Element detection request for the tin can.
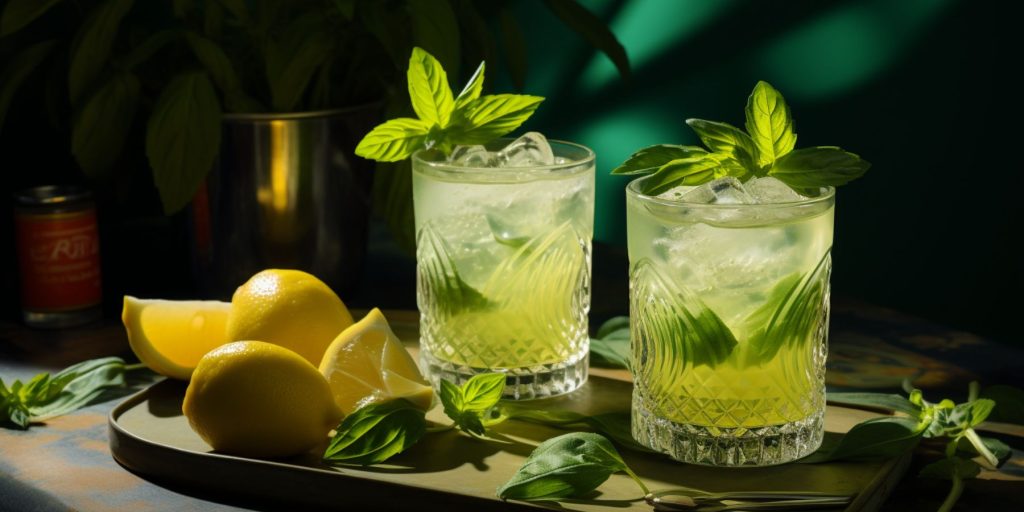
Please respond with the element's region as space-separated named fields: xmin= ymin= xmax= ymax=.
xmin=14 ymin=186 xmax=102 ymax=328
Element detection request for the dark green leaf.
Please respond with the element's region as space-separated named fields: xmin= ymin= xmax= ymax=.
xmin=186 ymin=33 xmax=240 ymax=95
xmin=172 ymin=0 xmax=193 ymax=18
xmin=28 ymin=357 xmax=128 ymax=420
xmin=499 ymin=8 xmax=527 ymax=90
xmin=768 ymin=146 xmax=870 ymax=188
xmin=640 ymin=155 xmax=720 ymax=195
xmin=980 ymin=385 xmax=1024 ymax=424
xmin=924 ymin=399 xmax=994 ymax=438
xmin=358 ymin=0 xmax=410 ymax=69
xmin=611 ymin=145 xmax=707 ymax=176
xmin=460 ymin=373 xmax=506 ymax=413
xmin=408 ymin=0 xmax=461 ymax=81
xmin=595 ymin=316 xmax=629 ymax=340
xmin=120 ymin=30 xmax=178 ymax=70
xmin=332 ymin=0 xmax=355 ymax=20
xmin=266 ymin=29 xmax=334 ymax=111
xmin=543 ymin=0 xmax=629 ymax=78
xmin=685 ymin=119 xmax=758 ymax=173
xmin=744 ymin=81 xmax=797 ymax=167
xmin=323 ymin=399 xmax=426 ymax=465
xmin=0 ymin=0 xmax=62 ymax=37
xmin=957 ymin=435 xmax=1011 ymax=464
xmin=454 ymin=61 xmax=485 ymax=111
xmin=0 ymin=40 xmax=58 ymax=135
xmin=407 ymin=47 xmax=455 ymax=127
xmin=497 ymin=432 xmax=627 ymax=500
xmin=827 ymin=392 xmax=922 ymax=417
xmin=416 ymin=221 xmax=493 ymax=313
xmin=919 ymin=457 xmax=981 ymax=480
xmin=449 ymin=94 xmax=544 ymax=145
xmin=217 ymin=0 xmax=248 ymax=22
xmin=821 ymin=417 xmax=922 ymax=462
xmin=502 ymin=404 xmax=650 ymax=453
xmin=146 ymin=72 xmax=222 ymax=214
xmin=355 ymin=117 xmax=431 ymax=162
xmin=72 ymin=72 xmax=140 ymax=178
xmin=68 ymin=0 xmax=134 ymax=104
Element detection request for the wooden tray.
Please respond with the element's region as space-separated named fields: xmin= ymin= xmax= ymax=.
xmin=107 ymin=312 xmax=909 ymax=511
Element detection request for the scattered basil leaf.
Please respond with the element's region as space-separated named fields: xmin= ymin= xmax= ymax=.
xmin=323 ymin=399 xmax=426 ymax=466
xmin=439 ymin=373 xmax=506 ymax=436
xmin=610 ymin=145 xmax=706 ymax=176
xmin=744 ymin=80 xmax=797 ymax=167
xmin=768 ymin=146 xmax=871 ymax=188
xmin=827 ymin=392 xmax=922 ymax=416
xmin=2 ymin=357 xmax=134 ymax=429
xmin=497 ymin=432 xmax=645 ymax=501
xmin=815 ymin=417 xmax=923 ymax=462
xmin=980 ymin=385 xmax=1024 ymax=424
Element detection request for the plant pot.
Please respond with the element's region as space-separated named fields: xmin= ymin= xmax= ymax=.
xmin=188 ymin=104 xmax=380 ymax=300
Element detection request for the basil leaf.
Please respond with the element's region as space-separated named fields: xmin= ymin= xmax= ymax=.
xmin=0 ymin=0 xmax=63 ymax=37
xmin=919 ymin=457 xmax=981 ymax=480
xmin=640 ymin=155 xmax=720 ymax=195
xmin=416 ymin=221 xmax=492 ymax=314
xmin=768 ymin=146 xmax=871 ymax=188
xmin=924 ymin=399 xmax=994 ymax=438
xmin=449 ymin=94 xmax=544 ymax=145
xmin=407 ymin=46 xmax=455 ymax=128
xmin=497 ymin=432 xmax=627 ymax=501
xmin=820 ymin=416 xmax=923 ymax=462
xmin=685 ymin=119 xmax=759 ymax=173
xmin=827 ymin=392 xmax=923 ymax=417
xmin=355 ymin=117 xmax=431 ymax=162
xmin=980 ymin=385 xmax=1024 ymax=424
xmin=589 ymin=332 xmax=629 ymax=369
xmin=184 ymin=32 xmax=253 ymax=109
xmin=323 ymin=399 xmax=426 ymax=466
xmin=68 ymin=0 xmax=134 ymax=104
xmin=542 ymin=0 xmax=630 ymax=78
xmin=72 ymin=72 xmax=140 ymax=178
xmin=454 ymin=61 xmax=485 ymax=111
xmin=2 ymin=357 xmax=131 ymax=429
xmin=266 ymin=28 xmax=334 ymax=112
xmin=744 ymin=81 xmax=797 ymax=167
xmin=460 ymin=373 xmax=506 ymax=413
xmin=611 ymin=145 xmax=706 ymax=176
xmin=146 ymin=71 xmax=222 ymax=214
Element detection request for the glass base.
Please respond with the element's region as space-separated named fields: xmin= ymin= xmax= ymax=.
xmin=632 ymin=393 xmax=824 ymax=467
xmin=420 ymin=345 xmax=589 ymax=400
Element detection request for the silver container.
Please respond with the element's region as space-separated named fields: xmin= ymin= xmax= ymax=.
xmin=189 ymin=104 xmax=380 ymax=299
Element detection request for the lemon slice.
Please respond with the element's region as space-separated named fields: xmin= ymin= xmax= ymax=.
xmin=122 ymin=296 xmax=231 ymax=380
xmin=319 ymin=308 xmax=434 ymax=415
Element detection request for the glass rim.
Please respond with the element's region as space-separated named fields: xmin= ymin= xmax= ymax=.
xmin=626 ymin=174 xmax=836 ymax=210
xmin=411 ymin=138 xmax=595 ymax=177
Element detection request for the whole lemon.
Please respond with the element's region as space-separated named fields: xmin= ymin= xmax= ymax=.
xmin=182 ymin=341 xmax=342 ymax=458
xmin=226 ymin=269 xmax=354 ymax=366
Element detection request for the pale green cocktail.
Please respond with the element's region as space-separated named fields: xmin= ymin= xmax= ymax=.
xmin=412 ymin=138 xmax=595 ymax=399
xmin=627 ymin=176 xmax=834 ymax=466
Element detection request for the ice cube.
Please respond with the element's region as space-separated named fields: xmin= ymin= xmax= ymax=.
xmin=679 ymin=177 xmax=754 ymax=204
xmin=655 ymin=185 xmax=697 ymax=200
xmin=449 ymin=145 xmax=498 ymax=167
xmin=496 ymin=132 xmax=555 ymax=167
xmin=745 ymin=177 xmax=807 ymax=203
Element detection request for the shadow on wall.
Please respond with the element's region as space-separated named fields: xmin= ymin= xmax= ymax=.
xmin=505 ymin=0 xmax=1020 ymax=345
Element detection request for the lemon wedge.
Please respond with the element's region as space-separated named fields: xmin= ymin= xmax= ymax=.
xmin=122 ymin=296 xmax=231 ymax=380
xmin=319 ymin=308 xmax=434 ymax=415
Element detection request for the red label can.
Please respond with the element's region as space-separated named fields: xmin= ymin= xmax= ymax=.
xmin=14 ymin=186 xmax=102 ymax=327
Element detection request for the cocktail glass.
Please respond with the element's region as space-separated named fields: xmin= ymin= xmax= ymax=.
xmin=412 ymin=139 xmax=595 ymax=399
xmin=627 ymin=176 xmax=834 ymax=466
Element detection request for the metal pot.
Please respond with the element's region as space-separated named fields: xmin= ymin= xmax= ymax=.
xmin=188 ymin=104 xmax=380 ymax=299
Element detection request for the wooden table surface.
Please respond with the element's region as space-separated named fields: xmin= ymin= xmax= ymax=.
xmin=2 ymin=301 xmax=1024 ymax=511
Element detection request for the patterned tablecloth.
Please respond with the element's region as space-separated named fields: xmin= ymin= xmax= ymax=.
xmin=1 ymin=300 xmax=1023 ymax=511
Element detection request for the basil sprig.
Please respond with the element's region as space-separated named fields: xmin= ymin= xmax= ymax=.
xmin=355 ymin=47 xmax=543 ymax=161
xmin=1 ymin=357 xmax=141 ymax=429
xmin=612 ymin=80 xmax=870 ymax=193
xmin=438 ymin=373 xmax=506 ymax=436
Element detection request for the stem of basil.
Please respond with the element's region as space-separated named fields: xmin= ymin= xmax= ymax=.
xmin=124 ymin=363 xmax=148 ymax=372
xmin=622 ymin=465 xmax=650 ymax=495
xmin=937 ymin=474 xmax=964 ymax=512
xmin=963 ymin=428 xmax=998 ymax=466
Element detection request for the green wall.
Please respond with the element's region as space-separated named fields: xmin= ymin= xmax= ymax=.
xmin=505 ymin=0 xmax=1020 ymax=344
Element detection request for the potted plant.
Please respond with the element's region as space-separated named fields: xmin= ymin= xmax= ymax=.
xmin=0 ymin=0 xmax=628 ymax=297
